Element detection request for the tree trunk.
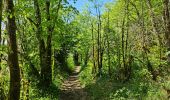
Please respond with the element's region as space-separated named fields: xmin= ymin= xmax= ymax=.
xmin=106 ymin=10 xmax=111 ymax=77
xmin=33 ymin=0 xmax=61 ymax=87
xmin=121 ymin=16 xmax=125 ymax=73
xmin=97 ymin=22 xmax=100 ymax=76
xmin=33 ymin=0 xmax=53 ymax=87
xmin=6 ymin=0 xmax=21 ymax=99
xmin=91 ymin=23 xmax=96 ymax=74
xmin=0 ymin=0 xmax=2 ymax=70
xmin=33 ymin=0 xmax=47 ymax=86
xmin=125 ymin=0 xmax=129 ymax=59
xmin=124 ymin=0 xmax=131 ymax=81
xmin=96 ymin=6 xmax=102 ymax=76
xmin=44 ymin=0 xmax=52 ymax=87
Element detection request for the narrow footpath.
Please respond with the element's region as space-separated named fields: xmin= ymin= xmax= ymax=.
xmin=59 ymin=66 xmax=87 ymax=100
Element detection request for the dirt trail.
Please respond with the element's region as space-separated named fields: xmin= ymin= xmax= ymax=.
xmin=59 ymin=66 xmax=87 ymax=100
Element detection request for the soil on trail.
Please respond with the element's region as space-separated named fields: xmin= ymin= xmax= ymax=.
xmin=59 ymin=66 xmax=87 ymax=100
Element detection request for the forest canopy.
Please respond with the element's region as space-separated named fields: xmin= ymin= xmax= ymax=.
xmin=0 ymin=0 xmax=170 ymax=100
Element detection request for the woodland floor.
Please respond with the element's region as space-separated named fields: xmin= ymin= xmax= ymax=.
xmin=59 ymin=66 xmax=87 ymax=100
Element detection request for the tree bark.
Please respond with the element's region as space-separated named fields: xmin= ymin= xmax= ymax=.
xmin=6 ymin=0 xmax=21 ymax=99
xmin=96 ymin=5 xmax=102 ymax=76
xmin=43 ymin=0 xmax=52 ymax=86
xmin=121 ymin=16 xmax=125 ymax=73
xmin=33 ymin=0 xmax=47 ymax=87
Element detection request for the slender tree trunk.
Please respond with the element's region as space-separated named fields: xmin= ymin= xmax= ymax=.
xmin=118 ymin=42 xmax=121 ymax=68
xmin=97 ymin=22 xmax=100 ymax=76
xmin=96 ymin=20 xmax=100 ymax=75
xmin=0 ymin=0 xmax=2 ymax=70
xmin=91 ymin=23 xmax=96 ymax=74
xmin=0 ymin=6 xmax=5 ymax=94
xmin=96 ymin=6 xmax=102 ymax=76
xmin=106 ymin=10 xmax=111 ymax=77
xmin=124 ymin=0 xmax=130 ymax=81
xmin=117 ymin=19 xmax=121 ymax=69
xmin=125 ymin=0 xmax=129 ymax=59
xmin=121 ymin=17 xmax=125 ymax=72
xmin=6 ymin=0 xmax=21 ymax=99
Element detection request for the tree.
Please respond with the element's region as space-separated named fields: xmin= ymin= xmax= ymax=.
xmin=0 ymin=0 xmax=2 ymax=70
xmin=93 ymin=0 xmax=103 ymax=77
xmin=32 ymin=0 xmax=62 ymax=87
xmin=33 ymin=0 xmax=46 ymax=86
xmin=6 ymin=0 xmax=21 ymax=99
xmin=91 ymin=23 xmax=96 ymax=74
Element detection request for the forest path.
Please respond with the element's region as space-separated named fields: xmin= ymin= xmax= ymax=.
xmin=59 ymin=66 xmax=87 ymax=100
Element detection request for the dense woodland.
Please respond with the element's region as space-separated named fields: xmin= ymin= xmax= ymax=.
xmin=0 ymin=0 xmax=170 ymax=100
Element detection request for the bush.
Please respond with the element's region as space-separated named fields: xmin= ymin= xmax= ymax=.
xmin=67 ymin=53 xmax=75 ymax=72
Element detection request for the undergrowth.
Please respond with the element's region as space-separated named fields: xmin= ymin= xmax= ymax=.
xmin=79 ymin=62 xmax=170 ymax=100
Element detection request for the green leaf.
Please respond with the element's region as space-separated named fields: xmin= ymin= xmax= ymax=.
xmin=166 ymin=51 xmax=170 ymax=56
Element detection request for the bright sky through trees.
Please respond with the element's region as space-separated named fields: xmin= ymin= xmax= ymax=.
xmin=69 ymin=0 xmax=114 ymax=13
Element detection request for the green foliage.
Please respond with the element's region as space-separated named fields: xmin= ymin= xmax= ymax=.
xmin=0 ymin=73 xmax=9 ymax=99
xmin=67 ymin=53 xmax=75 ymax=72
xmin=83 ymin=73 xmax=167 ymax=100
xmin=1 ymin=0 xmax=170 ymax=99
xmin=79 ymin=62 xmax=94 ymax=86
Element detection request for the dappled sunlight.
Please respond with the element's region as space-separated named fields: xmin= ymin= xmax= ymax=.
xmin=1 ymin=0 xmax=170 ymax=99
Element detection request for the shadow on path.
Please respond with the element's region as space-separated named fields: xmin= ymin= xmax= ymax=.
xmin=59 ymin=66 xmax=87 ymax=100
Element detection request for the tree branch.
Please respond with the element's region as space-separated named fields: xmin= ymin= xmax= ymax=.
xmin=27 ymin=17 xmax=37 ymax=27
